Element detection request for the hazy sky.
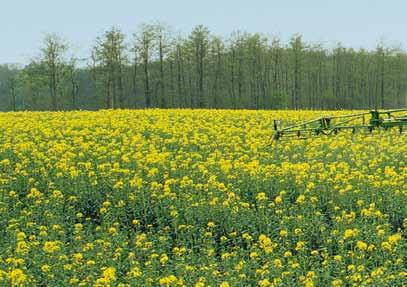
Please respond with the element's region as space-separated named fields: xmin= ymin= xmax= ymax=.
xmin=1 ymin=0 xmax=406 ymax=64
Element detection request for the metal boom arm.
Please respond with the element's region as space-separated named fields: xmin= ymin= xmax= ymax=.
xmin=273 ymin=109 xmax=407 ymax=140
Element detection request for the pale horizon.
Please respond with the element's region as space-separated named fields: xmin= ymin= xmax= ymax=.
xmin=2 ymin=0 xmax=407 ymax=64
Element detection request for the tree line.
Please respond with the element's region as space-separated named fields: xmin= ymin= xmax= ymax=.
xmin=1 ymin=23 xmax=407 ymax=111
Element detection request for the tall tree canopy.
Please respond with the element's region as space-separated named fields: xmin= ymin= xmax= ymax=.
xmin=1 ymin=24 xmax=407 ymax=111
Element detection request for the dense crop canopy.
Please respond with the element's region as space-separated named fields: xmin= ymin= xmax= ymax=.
xmin=0 ymin=110 xmax=406 ymax=286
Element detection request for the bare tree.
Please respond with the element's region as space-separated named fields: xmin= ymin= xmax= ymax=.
xmin=41 ymin=34 xmax=67 ymax=110
xmin=289 ymin=34 xmax=305 ymax=109
xmin=154 ymin=23 xmax=172 ymax=108
xmin=67 ymin=58 xmax=79 ymax=109
xmin=93 ymin=27 xmax=127 ymax=109
xmin=8 ymin=76 xmax=17 ymax=111
xmin=134 ymin=24 xmax=156 ymax=108
xmin=189 ymin=25 xmax=210 ymax=108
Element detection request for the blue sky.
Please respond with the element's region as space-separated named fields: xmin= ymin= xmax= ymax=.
xmin=1 ymin=0 xmax=406 ymax=63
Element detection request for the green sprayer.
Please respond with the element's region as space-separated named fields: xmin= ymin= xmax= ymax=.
xmin=273 ymin=109 xmax=407 ymax=140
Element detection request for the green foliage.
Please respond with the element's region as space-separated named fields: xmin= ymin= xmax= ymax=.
xmin=1 ymin=25 xmax=407 ymax=111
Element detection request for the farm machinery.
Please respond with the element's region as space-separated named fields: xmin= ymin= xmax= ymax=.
xmin=273 ymin=109 xmax=407 ymax=140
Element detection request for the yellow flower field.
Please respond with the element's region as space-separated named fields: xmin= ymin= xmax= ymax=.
xmin=0 ymin=110 xmax=406 ymax=286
